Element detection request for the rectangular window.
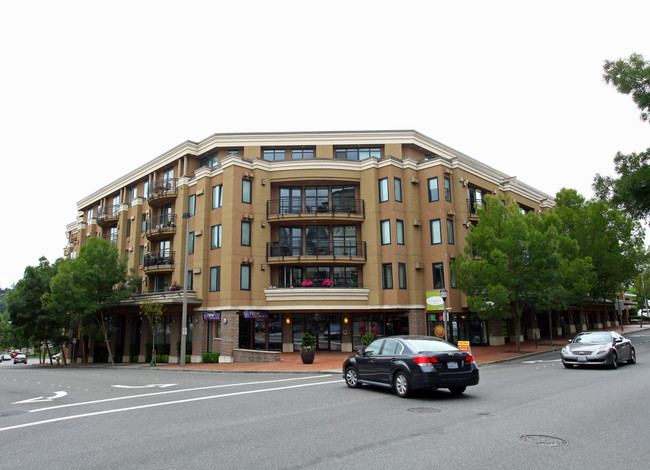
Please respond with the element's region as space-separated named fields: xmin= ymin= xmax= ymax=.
xmin=126 ymin=219 xmax=131 ymax=238
xmin=241 ymin=221 xmax=251 ymax=246
xmin=444 ymin=176 xmax=452 ymax=202
xmin=398 ymin=263 xmax=407 ymax=289
xmin=433 ymin=262 xmax=445 ymax=289
xmin=394 ymin=177 xmax=402 ymax=202
xmin=189 ymin=194 xmax=196 ymax=216
xmin=212 ymin=184 xmax=223 ymax=209
xmin=430 ymin=219 xmax=442 ymax=245
xmin=380 ymin=220 xmax=391 ymax=245
xmin=291 ymin=149 xmax=314 ymax=159
xmin=211 ymin=225 xmax=222 ymax=249
xmin=263 ymin=149 xmax=286 ymax=161
xmin=242 ymin=179 xmax=252 ymax=204
xmin=240 ymin=264 xmax=251 ymax=290
xmin=139 ymin=246 xmax=144 ymax=265
xmin=210 ymin=266 xmax=221 ymax=292
xmin=396 ymin=219 xmax=405 ymax=245
xmin=379 ymin=178 xmax=389 ymax=203
xmin=428 ymin=177 xmax=439 ymax=202
xmin=141 ymin=214 xmax=146 ymax=233
xmin=143 ymin=181 xmax=149 ymax=199
xmin=189 ymin=232 xmax=195 ymax=255
xmin=382 ymin=263 xmax=393 ymax=289
xmin=335 ymin=147 xmax=382 ymax=160
xmin=446 ymin=219 xmax=455 ymax=245
xmin=128 ymin=186 xmax=138 ymax=203
xmin=450 ymin=267 xmax=457 ymax=289
xmin=87 ymin=208 xmax=94 ymax=221
xmin=187 ymin=270 xmax=194 ymax=291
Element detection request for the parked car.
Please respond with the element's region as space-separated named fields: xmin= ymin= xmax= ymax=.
xmin=1 ymin=353 xmax=12 ymax=361
xmin=343 ymin=335 xmax=479 ymax=398
xmin=561 ymin=331 xmax=636 ymax=369
xmin=13 ymin=353 xmax=28 ymax=364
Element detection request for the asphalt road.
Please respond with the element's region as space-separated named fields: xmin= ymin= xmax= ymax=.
xmin=1 ymin=331 xmax=650 ymax=470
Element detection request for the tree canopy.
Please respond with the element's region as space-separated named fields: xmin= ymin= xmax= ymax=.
xmin=595 ymin=53 xmax=650 ymax=221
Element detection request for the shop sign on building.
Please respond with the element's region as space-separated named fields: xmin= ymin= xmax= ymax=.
xmin=242 ymin=310 xmax=268 ymax=319
xmin=426 ymin=291 xmax=445 ymax=311
xmin=203 ymin=312 xmax=221 ymax=321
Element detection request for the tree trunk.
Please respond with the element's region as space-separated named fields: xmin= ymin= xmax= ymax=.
xmin=98 ymin=316 xmax=115 ymax=366
xmin=514 ymin=310 xmax=522 ymax=353
xmin=548 ymin=310 xmax=554 ymax=344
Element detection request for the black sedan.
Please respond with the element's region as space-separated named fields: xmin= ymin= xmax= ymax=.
xmin=561 ymin=331 xmax=636 ymax=369
xmin=343 ymin=335 xmax=479 ymax=398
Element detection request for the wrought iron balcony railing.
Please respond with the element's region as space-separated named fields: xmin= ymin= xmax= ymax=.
xmin=267 ymin=197 xmax=364 ymax=218
xmin=267 ymin=241 xmax=366 ymax=260
xmin=143 ymin=251 xmax=175 ymax=268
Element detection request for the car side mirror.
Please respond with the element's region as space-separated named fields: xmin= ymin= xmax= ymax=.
xmin=568 ymin=339 xmax=573 ymax=343
xmin=358 ymin=349 xmax=365 ymax=356
xmin=615 ymin=338 xmax=623 ymax=343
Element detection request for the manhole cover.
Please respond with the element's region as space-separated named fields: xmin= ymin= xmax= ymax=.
xmin=520 ymin=435 xmax=568 ymax=447
xmin=407 ymin=407 xmax=441 ymax=414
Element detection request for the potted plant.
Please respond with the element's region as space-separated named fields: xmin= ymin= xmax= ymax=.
xmin=322 ymin=278 xmax=333 ymax=287
xmin=301 ymin=279 xmax=313 ymax=287
xmin=300 ymin=332 xmax=316 ymax=364
xmin=169 ymin=281 xmax=180 ymax=291
xmin=361 ymin=332 xmax=374 ymax=349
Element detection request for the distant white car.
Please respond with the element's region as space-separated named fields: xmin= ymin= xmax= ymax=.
xmin=13 ymin=353 xmax=27 ymax=364
xmin=1 ymin=353 xmax=12 ymax=361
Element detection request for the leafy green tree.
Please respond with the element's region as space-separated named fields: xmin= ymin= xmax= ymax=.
xmin=453 ymin=195 xmax=559 ymax=352
xmin=595 ymin=53 xmax=650 ymax=221
xmin=48 ymin=237 xmax=138 ymax=366
xmin=139 ymin=299 xmax=164 ymax=365
xmin=6 ymin=257 xmax=63 ymax=358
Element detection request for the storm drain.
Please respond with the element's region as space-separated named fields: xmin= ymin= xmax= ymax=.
xmin=520 ymin=435 xmax=568 ymax=447
xmin=407 ymin=407 xmax=441 ymax=414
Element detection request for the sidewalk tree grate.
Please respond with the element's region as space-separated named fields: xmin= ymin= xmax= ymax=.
xmin=407 ymin=407 xmax=441 ymax=414
xmin=520 ymin=435 xmax=568 ymax=447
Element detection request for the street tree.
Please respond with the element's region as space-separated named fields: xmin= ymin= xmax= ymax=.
xmin=6 ymin=257 xmax=64 ymax=358
xmin=48 ymin=237 xmax=138 ymax=366
xmin=594 ymin=53 xmax=650 ymax=221
xmin=453 ymin=195 xmax=556 ymax=352
xmin=139 ymin=299 xmax=164 ymax=365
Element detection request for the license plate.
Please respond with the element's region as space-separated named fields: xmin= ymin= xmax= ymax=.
xmin=578 ymin=356 xmax=587 ymax=362
xmin=447 ymin=362 xmax=459 ymax=369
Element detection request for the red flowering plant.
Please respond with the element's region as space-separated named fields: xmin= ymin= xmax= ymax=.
xmin=301 ymin=279 xmax=313 ymax=287
xmin=322 ymin=278 xmax=333 ymax=287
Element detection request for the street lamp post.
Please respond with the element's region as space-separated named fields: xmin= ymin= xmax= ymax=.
xmin=440 ymin=288 xmax=448 ymax=342
xmin=180 ymin=212 xmax=190 ymax=367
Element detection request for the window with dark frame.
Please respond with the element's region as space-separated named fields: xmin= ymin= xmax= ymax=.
xmin=212 ymin=184 xmax=223 ymax=209
xmin=444 ymin=176 xmax=452 ymax=202
xmin=189 ymin=232 xmax=195 ymax=255
xmin=189 ymin=194 xmax=196 ymax=216
xmin=428 ymin=177 xmax=440 ymax=202
xmin=394 ymin=177 xmax=402 ymax=202
xmin=241 ymin=220 xmax=251 ymax=246
xmin=432 ymin=262 xmax=445 ymax=290
xmin=396 ymin=219 xmax=404 ymax=245
xmin=430 ymin=219 xmax=442 ymax=245
xmin=379 ymin=178 xmax=389 ymax=203
xmin=210 ymin=266 xmax=221 ymax=292
xmin=398 ymin=263 xmax=407 ymax=289
xmin=263 ymin=149 xmax=286 ymax=161
xmin=382 ymin=263 xmax=393 ymax=289
xmin=211 ymin=225 xmax=222 ymax=249
xmin=335 ymin=147 xmax=381 ymax=160
xmin=380 ymin=219 xmax=391 ymax=245
xmin=241 ymin=264 xmax=251 ymax=290
xmin=242 ymin=179 xmax=252 ymax=204
xmin=291 ymin=149 xmax=314 ymax=159
xmin=446 ymin=219 xmax=455 ymax=245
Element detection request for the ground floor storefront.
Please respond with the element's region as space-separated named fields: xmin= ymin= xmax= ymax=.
xmin=70 ymin=300 xmax=631 ymax=364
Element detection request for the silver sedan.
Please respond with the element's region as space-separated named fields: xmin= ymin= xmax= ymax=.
xmin=561 ymin=331 xmax=636 ymax=369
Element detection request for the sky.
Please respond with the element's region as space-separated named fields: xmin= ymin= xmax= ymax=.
xmin=1 ymin=0 xmax=649 ymax=289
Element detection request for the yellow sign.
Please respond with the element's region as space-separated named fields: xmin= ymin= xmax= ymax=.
xmin=457 ymin=341 xmax=470 ymax=352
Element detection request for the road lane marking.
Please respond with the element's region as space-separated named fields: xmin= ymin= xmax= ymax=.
xmin=0 ymin=379 xmax=341 ymax=432
xmin=112 ymin=384 xmax=177 ymax=389
xmin=12 ymin=391 xmax=68 ymax=404
xmin=28 ymin=375 xmax=334 ymax=413
xmin=522 ymin=359 xmax=562 ymax=364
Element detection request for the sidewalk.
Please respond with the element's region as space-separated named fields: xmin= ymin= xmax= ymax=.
xmin=155 ymin=324 xmax=650 ymax=374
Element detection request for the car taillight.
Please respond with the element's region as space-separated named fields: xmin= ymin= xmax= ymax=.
xmin=465 ymin=355 xmax=475 ymax=362
xmin=414 ymin=356 xmax=438 ymax=366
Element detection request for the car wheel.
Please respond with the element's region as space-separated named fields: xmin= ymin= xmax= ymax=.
xmin=627 ymin=348 xmax=636 ymax=365
xmin=562 ymin=361 xmax=574 ymax=369
xmin=344 ymin=367 xmax=361 ymax=388
xmin=394 ymin=371 xmax=410 ymax=398
xmin=448 ymin=386 xmax=466 ymax=396
xmin=610 ymin=352 xmax=618 ymax=369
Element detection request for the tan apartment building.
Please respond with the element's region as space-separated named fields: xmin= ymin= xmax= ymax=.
xmin=64 ymin=130 xmax=555 ymax=363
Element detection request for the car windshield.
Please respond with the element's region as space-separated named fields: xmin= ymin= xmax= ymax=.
xmin=404 ymin=339 xmax=459 ymax=352
xmin=574 ymin=333 xmax=612 ymax=343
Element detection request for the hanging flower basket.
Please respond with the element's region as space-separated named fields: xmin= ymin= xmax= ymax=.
xmin=301 ymin=279 xmax=313 ymax=287
xmin=322 ymin=278 xmax=333 ymax=287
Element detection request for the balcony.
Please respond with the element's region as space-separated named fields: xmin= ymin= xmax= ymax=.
xmin=145 ymin=214 xmax=177 ymax=241
xmin=143 ymin=251 xmax=175 ymax=274
xmin=97 ymin=205 xmax=119 ymax=228
xmin=266 ymin=197 xmax=365 ymax=222
xmin=266 ymin=241 xmax=366 ymax=263
xmin=148 ymin=178 xmax=178 ymax=206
